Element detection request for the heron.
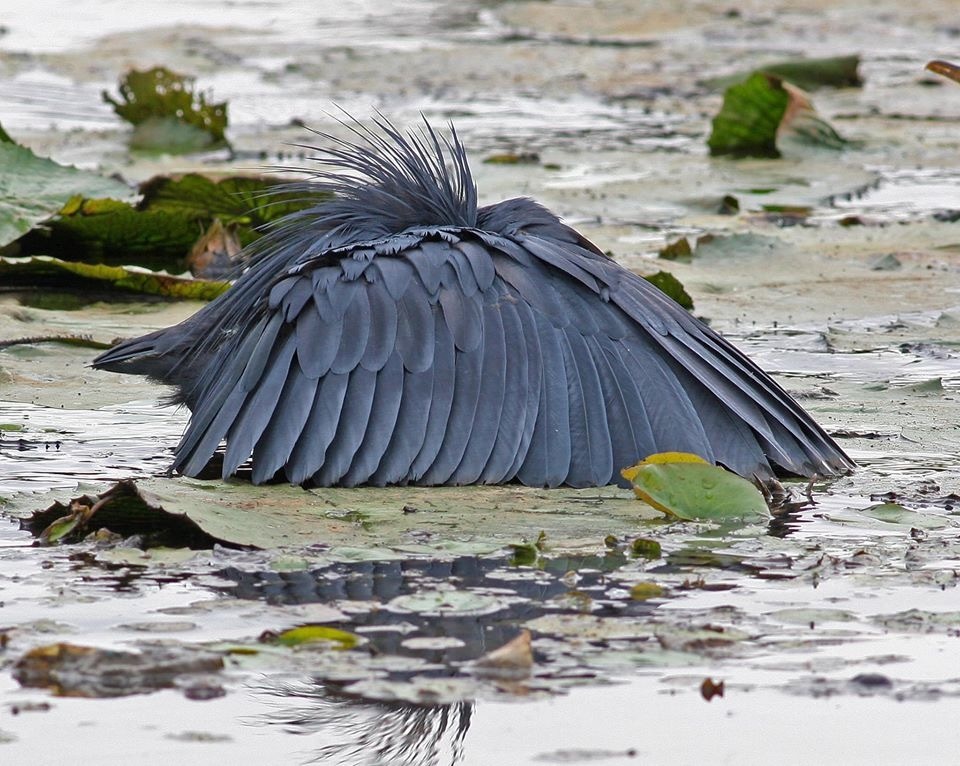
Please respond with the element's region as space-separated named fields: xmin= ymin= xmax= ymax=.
xmin=93 ymin=116 xmax=854 ymax=488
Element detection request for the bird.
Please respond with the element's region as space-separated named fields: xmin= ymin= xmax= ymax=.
xmin=93 ymin=115 xmax=854 ymax=488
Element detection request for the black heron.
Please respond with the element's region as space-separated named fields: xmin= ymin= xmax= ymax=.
xmin=93 ymin=117 xmax=854 ymax=488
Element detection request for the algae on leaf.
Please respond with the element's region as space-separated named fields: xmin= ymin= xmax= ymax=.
xmin=103 ymin=67 xmax=229 ymax=153
xmin=0 ymin=255 xmax=229 ymax=300
xmin=643 ymin=270 xmax=694 ymax=310
xmin=26 ymin=197 xmax=202 ymax=270
xmin=139 ymin=173 xmax=323 ymax=245
xmin=708 ymin=73 xmax=845 ymax=158
xmin=706 ymin=55 xmax=862 ymax=92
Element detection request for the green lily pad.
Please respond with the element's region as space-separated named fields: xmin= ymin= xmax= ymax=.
xmin=27 ymin=197 xmax=202 ymax=270
xmin=621 ymin=452 xmax=770 ymax=522
xmin=269 ymin=625 xmax=361 ymax=649
xmin=0 ymin=255 xmax=229 ymax=300
xmin=707 ymin=55 xmax=862 ymax=92
xmin=708 ymin=72 xmax=845 ymax=158
xmin=103 ymin=67 xmax=229 ymax=153
xmin=0 ymin=142 xmax=132 ymax=248
xmin=139 ymin=173 xmax=323 ymax=245
xmin=643 ymin=270 xmax=693 ymax=310
xmin=861 ymin=502 xmax=948 ymax=530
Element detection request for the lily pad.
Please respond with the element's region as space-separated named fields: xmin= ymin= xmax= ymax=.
xmin=621 ymin=452 xmax=770 ymax=522
xmin=860 ymin=502 xmax=948 ymax=530
xmin=0 ymin=142 xmax=131 ymax=248
xmin=642 ymin=270 xmax=693 ymax=310
xmin=708 ymin=73 xmax=845 ymax=158
xmin=138 ymin=174 xmax=323 ymax=241
xmin=707 ymin=55 xmax=862 ymax=92
xmin=926 ymin=60 xmax=960 ymax=85
xmin=0 ymin=255 xmax=229 ymax=300
xmin=267 ymin=625 xmax=361 ymax=649
xmin=13 ymin=478 xmax=657 ymax=555
xmin=103 ymin=67 xmax=229 ymax=153
xmin=24 ymin=197 xmax=202 ymax=270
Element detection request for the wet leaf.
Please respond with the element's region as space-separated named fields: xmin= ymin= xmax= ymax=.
xmin=103 ymin=67 xmax=229 ymax=153
xmin=0 ymin=142 xmax=131 ymax=248
xmin=629 ymin=582 xmax=664 ymax=600
xmin=26 ymin=197 xmax=202 ymax=270
xmin=926 ymin=60 xmax=960 ymax=85
xmin=473 ymin=630 xmax=533 ymax=680
xmin=708 ymin=73 xmax=845 ymax=158
xmin=13 ymin=642 xmax=223 ymax=698
xmin=24 ymin=479 xmax=240 ymax=549
xmin=630 ymin=537 xmax=662 ymax=559
xmin=621 ymin=452 xmax=770 ymax=521
xmin=643 ymin=270 xmax=693 ymax=310
xmin=138 ymin=173 xmax=322 ymax=238
xmin=267 ymin=625 xmax=361 ymax=649
xmin=0 ymin=255 xmax=229 ymax=299
xmin=11 ymin=479 xmax=653 ymax=556
xmin=707 ymin=55 xmax=862 ymax=91
xmin=861 ymin=503 xmax=948 ymax=530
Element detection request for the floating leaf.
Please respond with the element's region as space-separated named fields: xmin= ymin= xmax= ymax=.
xmin=103 ymin=67 xmax=229 ymax=153
xmin=707 ymin=55 xmax=862 ymax=92
xmin=473 ymin=630 xmax=533 ymax=680
xmin=621 ymin=452 xmax=770 ymax=521
xmin=861 ymin=502 xmax=948 ymax=530
xmin=139 ymin=174 xmax=320 ymax=237
xmin=25 ymin=197 xmax=202 ymax=270
xmin=708 ymin=73 xmax=844 ymax=158
xmin=268 ymin=625 xmax=360 ymax=650
xmin=0 ymin=255 xmax=229 ymax=300
xmin=926 ymin=60 xmax=960 ymax=85
xmin=630 ymin=538 xmax=662 ymax=559
xmin=643 ymin=270 xmax=693 ymax=310
xmin=629 ymin=582 xmax=665 ymax=600
xmin=13 ymin=642 xmax=223 ymax=698
xmin=24 ymin=479 xmax=240 ymax=549
xmin=0 ymin=142 xmax=131 ymax=248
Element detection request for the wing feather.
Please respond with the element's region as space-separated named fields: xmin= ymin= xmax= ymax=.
xmin=341 ymin=351 xmax=405 ymax=485
xmin=285 ymin=371 xmax=350 ymax=484
xmin=223 ymin=336 xmax=297 ymax=477
xmin=480 ymin=298 xmax=528 ymax=483
xmin=517 ymin=311 xmax=571 ymax=487
xmin=312 ymin=366 xmax=378 ymax=485
xmin=251 ymin=359 xmax=320 ymax=483
xmin=559 ymin=328 xmax=613 ymax=487
xmin=409 ymin=310 xmax=457 ymax=479
xmin=449 ymin=291 xmax=507 ymax=484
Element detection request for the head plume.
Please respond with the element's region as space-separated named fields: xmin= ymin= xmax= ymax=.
xmin=273 ymin=113 xmax=478 ymax=245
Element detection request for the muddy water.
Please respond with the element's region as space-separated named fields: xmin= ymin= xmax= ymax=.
xmin=2 ymin=1 xmax=960 ymax=764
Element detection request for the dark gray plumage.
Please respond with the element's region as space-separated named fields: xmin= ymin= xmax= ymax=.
xmin=93 ymin=116 xmax=854 ymax=487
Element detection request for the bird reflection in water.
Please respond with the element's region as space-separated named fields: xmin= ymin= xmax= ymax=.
xmin=250 ymin=677 xmax=472 ymax=766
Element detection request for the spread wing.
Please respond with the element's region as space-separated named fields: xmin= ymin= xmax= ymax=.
xmin=170 ymin=213 xmax=852 ymax=487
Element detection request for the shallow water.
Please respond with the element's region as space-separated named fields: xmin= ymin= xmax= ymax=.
xmin=2 ymin=0 xmax=960 ymax=764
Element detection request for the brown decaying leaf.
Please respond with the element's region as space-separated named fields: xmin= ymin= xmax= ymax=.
xmin=473 ymin=629 xmax=533 ymax=679
xmin=700 ymin=677 xmax=725 ymax=701
xmin=926 ymin=60 xmax=960 ymax=85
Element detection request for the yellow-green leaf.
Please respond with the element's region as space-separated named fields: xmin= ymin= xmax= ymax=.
xmin=273 ymin=625 xmax=360 ymax=649
xmin=621 ymin=453 xmax=769 ymax=521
